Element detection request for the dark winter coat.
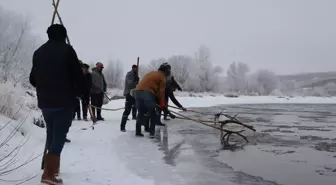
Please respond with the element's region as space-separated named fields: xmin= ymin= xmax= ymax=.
xmin=165 ymin=75 xmax=183 ymax=108
xmin=90 ymin=68 xmax=106 ymax=94
xmin=82 ymin=72 xmax=92 ymax=96
xmin=123 ymin=70 xmax=139 ymax=96
xmin=29 ymin=40 xmax=83 ymax=109
xmin=166 ymin=75 xmax=182 ymax=94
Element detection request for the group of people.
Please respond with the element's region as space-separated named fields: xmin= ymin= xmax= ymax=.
xmin=29 ymin=23 xmax=186 ymax=185
xmin=120 ymin=62 xmax=187 ymax=138
xmin=72 ymin=62 xmax=107 ymax=122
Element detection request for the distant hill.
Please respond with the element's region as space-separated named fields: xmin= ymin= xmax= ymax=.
xmin=278 ymin=71 xmax=336 ymax=88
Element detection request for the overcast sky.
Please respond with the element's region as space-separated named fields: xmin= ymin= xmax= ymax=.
xmin=1 ymin=0 xmax=335 ymax=75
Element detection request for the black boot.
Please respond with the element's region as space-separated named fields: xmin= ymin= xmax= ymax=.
xmin=120 ymin=116 xmax=127 ymax=132
xmin=149 ymin=132 xmax=155 ymax=139
xmin=135 ymin=133 xmax=144 ymax=137
xmin=97 ymin=109 xmax=104 ymax=121
xmin=135 ymin=116 xmax=143 ymax=137
xmin=144 ymin=115 xmax=150 ymax=132
xmin=156 ymin=122 xmax=166 ymax=126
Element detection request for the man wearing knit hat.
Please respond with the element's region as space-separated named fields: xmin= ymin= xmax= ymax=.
xmin=29 ymin=24 xmax=83 ymax=185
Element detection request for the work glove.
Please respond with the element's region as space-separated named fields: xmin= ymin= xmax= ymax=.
xmin=177 ymin=86 xmax=182 ymax=91
xmin=180 ymin=107 xmax=187 ymax=111
xmin=160 ymin=103 xmax=166 ymax=109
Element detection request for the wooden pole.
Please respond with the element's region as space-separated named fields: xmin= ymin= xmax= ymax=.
xmin=51 ymin=0 xmax=60 ymax=24
xmin=52 ymin=0 xmax=71 ymax=45
xmin=136 ymin=57 xmax=140 ymax=76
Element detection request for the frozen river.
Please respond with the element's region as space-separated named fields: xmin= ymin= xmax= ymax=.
xmin=148 ymin=104 xmax=336 ymax=185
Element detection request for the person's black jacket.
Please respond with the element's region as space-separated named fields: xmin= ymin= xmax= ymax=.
xmin=82 ymin=72 xmax=92 ymax=96
xmin=165 ymin=90 xmax=183 ymax=108
xmin=165 ymin=76 xmax=183 ymax=108
xmin=29 ymin=40 xmax=83 ymax=109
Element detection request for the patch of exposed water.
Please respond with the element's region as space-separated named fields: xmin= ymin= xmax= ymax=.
xmin=156 ymin=104 xmax=336 ymax=185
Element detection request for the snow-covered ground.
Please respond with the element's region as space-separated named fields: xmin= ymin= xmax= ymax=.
xmin=2 ymin=95 xmax=336 ymax=185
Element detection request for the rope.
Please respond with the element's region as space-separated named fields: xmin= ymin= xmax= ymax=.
xmin=89 ymin=104 xmax=124 ymax=111
xmin=168 ymin=105 xmax=255 ymax=131
xmin=164 ymin=104 xmax=256 ymax=146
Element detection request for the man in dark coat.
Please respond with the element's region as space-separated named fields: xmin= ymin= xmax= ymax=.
xmin=81 ymin=63 xmax=92 ymax=121
xmin=29 ymin=24 xmax=83 ymax=185
xmin=162 ymin=75 xmax=186 ymax=121
xmin=90 ymin=62 xmax=107 ymax=121
xmin=120 ymin=65 xmax=139 ymax=132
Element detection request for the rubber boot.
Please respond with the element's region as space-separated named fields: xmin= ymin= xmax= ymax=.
xmin=144 ymin=114 xmax=150 ymax=132
xmin=55 ymin=156 xmax=60 ymax=177
xmin=97 ymin=109 xmax=104 ymax=121
xmin=41 ymin=154 xmax=63 ymax=185
xmin=120 ymin=115 xmax=127 ymax=132
xmin=135 ymin=115 xmax=144 ymax=137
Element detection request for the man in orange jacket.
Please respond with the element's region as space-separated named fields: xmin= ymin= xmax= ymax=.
xmin=134 ymin=63 xmax=171 ymax=138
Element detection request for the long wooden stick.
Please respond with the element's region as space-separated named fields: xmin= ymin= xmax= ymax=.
xmin=52 ymin=0 xmax=71 ymax=45
xmin=51 ymin=0 xmax=60 ymax=24
xmin=136 ymin=57 xmax=140 ymax=76
xmin=169 ymin=105 xmax=255 ymax=131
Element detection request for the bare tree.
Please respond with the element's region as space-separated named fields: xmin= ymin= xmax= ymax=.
xmin=138 ymin=64 xmax=151 ymax=79
xmin=0 ymin=6 xmax=44 ymax=184
xmin=167 ymin=55 xmax=191 ymax=88
xmin=194 ymin=45 xmax=221 ymax=92
xmin=138 ymin=58 xmax=166 ymax=79
xmin=227 ymin=62 xmax=249 ymax=93
xmin=0 ymin=8 xmax=36 ymax=87
xmin=248 ymin=69 xmax=279 ymax=95
xmin=147 ymin=58 xmax=166 ymax=71
xmin=104 ymin=60 xmax=124 ymax=88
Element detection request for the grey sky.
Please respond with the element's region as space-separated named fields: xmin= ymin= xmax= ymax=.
xmin=1 ymin=0 xmax=336 ymax=75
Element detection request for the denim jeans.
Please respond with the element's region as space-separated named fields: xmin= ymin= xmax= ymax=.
xmin=134 ymin=90 xmax=160 ymax=134
xmin=42 ymin=108 xmax=73 ymax=156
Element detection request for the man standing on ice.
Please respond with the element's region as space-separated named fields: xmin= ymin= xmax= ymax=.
xmin=134 ymin=63 xmax=170 ymax=138
xmin=81 ymin=63 xmax=92 ymax=121
xmin=29 ymin=24 xmax=83 ymax=185
xmin=90 ymin=62 xmax=107 ymax=121
xmin=120 ymin=65 xmax=139 ymax=132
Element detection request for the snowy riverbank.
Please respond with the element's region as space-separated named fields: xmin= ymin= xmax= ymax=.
xmin=2 ymin=95 xmax=336 ymax=184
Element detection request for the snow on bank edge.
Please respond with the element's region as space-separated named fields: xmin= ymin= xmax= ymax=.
xmin=104 ymin=95 xmax=336 ymax=110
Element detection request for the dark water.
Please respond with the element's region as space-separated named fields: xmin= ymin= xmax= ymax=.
xmin=153 ymin=104 xmax=336 ymax=185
